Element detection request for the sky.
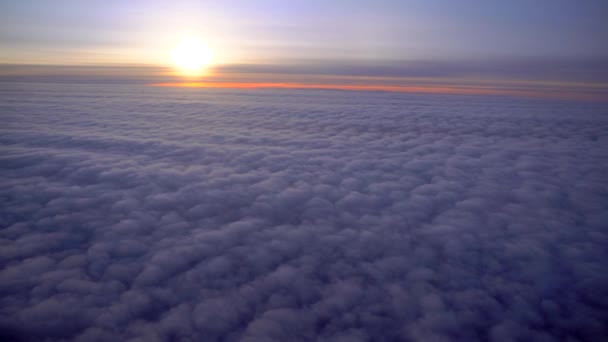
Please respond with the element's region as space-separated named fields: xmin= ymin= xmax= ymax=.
xmin=2 ymin=2 xmax=608 ymax=340
xmin=1 ymin=0 xmax=607 ymax=99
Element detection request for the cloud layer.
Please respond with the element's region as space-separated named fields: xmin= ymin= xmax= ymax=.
xmin=1 ymin=83 xmax=607 ymax=341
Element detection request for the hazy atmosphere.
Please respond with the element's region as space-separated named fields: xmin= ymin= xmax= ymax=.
xmin=1 ymin=1 xmax=607 ymax=341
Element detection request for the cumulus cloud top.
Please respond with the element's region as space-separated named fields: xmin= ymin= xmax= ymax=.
xmin=1 ymin=83 xmax=607 ymax=341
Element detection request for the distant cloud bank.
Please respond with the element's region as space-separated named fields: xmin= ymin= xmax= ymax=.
xmin=2 ymin=58 xmax=608 ymax=102
xmin=1 ymin=84 xmax=607 ymax=341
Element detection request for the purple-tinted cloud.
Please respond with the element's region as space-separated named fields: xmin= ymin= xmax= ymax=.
xmin=1 ymin=83 xmax=607 ymax=341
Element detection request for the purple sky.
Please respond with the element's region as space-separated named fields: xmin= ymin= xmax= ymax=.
xmin=1 ymin=0 xmax=607 ymax=97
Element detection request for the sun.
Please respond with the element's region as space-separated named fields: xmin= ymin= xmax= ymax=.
xmin=169 ymin=38 xmax=213 ymax=77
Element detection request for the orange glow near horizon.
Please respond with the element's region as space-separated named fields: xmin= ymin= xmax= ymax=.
xmin=149 ymin=81 xmax=606 ymax=101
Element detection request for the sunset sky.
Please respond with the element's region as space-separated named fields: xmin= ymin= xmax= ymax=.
xmin=2 ymin=2 xmax=608 ymax=341
xmin=1 ymin=0 xmax=607 ymax=99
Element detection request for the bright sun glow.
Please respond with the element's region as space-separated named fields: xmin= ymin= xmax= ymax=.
xmin=169 ymin=38 xmax=213 ymax=77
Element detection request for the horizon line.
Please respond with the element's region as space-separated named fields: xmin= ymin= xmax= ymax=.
xmin=149 ymin=82 xmax=608 ymax=102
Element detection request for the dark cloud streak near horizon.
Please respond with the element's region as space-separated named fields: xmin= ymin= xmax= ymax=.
xmin=1 ymin=84 xmax=607 ymax=341
xmin=2 ymin=57 xmax=608 ymax=83
xmin=1 ymin=59 xmax=607 ymax=102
